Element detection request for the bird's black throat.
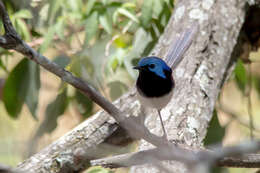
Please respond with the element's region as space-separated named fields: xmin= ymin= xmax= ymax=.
xmin=136 ymin=69 xmax=174 ymax=98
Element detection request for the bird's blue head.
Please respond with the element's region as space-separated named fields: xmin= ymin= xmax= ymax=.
xmin=133 ymin=56 xmax=172 ymax=79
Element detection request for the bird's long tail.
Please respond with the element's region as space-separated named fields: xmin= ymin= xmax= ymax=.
xmin=165 ymin=23 xmax=199 ymax=69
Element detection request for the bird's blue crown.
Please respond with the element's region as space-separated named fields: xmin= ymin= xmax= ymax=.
xmin=137 ymin=56 xmax=172 ymax=79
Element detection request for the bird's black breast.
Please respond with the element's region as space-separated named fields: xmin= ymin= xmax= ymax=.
xmin=136 ymin=70 xmax=174 ymax=98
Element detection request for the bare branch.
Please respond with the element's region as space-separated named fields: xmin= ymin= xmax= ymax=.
xmin=91 ymin=140 xmax=260 ymax=168
xmin=217 ymin=154 xmax=260 ymax=168
xmin=206 ymin=141 xmax=260 ymax=165
xmin=91 ymin=146 xmax=198 ymax=168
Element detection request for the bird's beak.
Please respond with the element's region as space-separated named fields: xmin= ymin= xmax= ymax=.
xmin=133 ymin=66 xmax=141 ymax=70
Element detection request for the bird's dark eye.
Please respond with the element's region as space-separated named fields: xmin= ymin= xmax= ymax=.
xmin=149 ymin=64 xmax=155 ymax=69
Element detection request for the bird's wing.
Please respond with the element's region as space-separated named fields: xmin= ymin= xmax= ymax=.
xmin=165 ymin=23 xmax=199 ymax=69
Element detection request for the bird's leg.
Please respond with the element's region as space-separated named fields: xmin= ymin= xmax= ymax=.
xmin=157 ymin=109 xmax=168 ymax=141
xmin=139 ymin=105 xmax=146 ymax=126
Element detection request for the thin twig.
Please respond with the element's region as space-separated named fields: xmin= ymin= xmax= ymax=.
xmin=91 ymin=146 xmax=198 ymax=168
xmin=91 ymin=140 xmax=260 ymax=168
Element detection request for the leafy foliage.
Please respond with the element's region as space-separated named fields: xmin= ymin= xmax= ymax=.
xmin=204 ymin=110 xmax=225 ymax=146
xmin=86 ymin=166 xmax=113 ymax=173
xmin=75 ymin=90 xmax=93 ymax=117
xmin=85 ymin=11 xmax=99 ymax=44
xmin=3 ymin=59 xmax=40 ymax=119
xmin=234 ymin=59 xmax=247 ymax=92
xmin=107 ymin=81 xmax=128 ymax=101
xmin=253 ymin=75 xmax=260 ymax=98
xmin=53 ymin=55 xmax=71 ymax=68
xmin=0 ymin=0 xmax=173 ymax=135
xmin=36 ymin=88 xmax=68 ymax=136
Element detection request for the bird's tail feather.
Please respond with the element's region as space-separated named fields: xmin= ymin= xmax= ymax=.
xmin=165 ymin=23 xmax=199 ymax=69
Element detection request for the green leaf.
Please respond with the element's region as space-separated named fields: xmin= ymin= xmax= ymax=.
xmin=75 ymin=90 xmax=93 ymax=118
xmin=108 ymin=1 xmax=122 ymax=8
xmin=86 ymin=0 xmax=97 ymax=15
xmin=122 ymin=2 xmax=136 ymax=9
xmin=113 ymin=34 xmax=129 ymax=48
xmin=70 ymin=53 xmax=95 ymax=78
xmin=102 ymin=0 xmax=108 ymax=5
xmin=86 ymin=167 xmax=113 ymax=173
xmin=253 ymin=76 xmax=260 ymax=99
xmin=153 ymin=0 xmax=164 ymax=19
xmin=47 ymin=0 xmax=63 ymax=24
xmin=99 ymin=13 xmax=112 ymax=34
xmin=39 ymin=26 xmax=56 ymax=53
xmin=110 ymin=58 xmax=118 ymax=71
xmin=53 ymin=55 xmax=71 ymax=68
xmin=0 ymin=58 xmax=8 ymax=72
xmin=15 ymin=19 xmax=31 ymax=41
xmin=210 ymin=167 xmax=228 ymax=173
xmin=85 ymin=11 xmax=99 ymax=44
xmin=164 ymin=0 xmax=174 ymax=8
xmin=3 ymin=59 xmax=29 ymax=118
xmin=107 ymin=48 xmax=127 ymax=72
xmin=124 ymin=28 xmax=152 ymax=78
xmin=140 ymin=0 xmax=154 ymax=27
xmin=31 ymin=28 xmax=43 ymax=38
xmin=159 ymin=4 xmax=172 ymax=27
xmin=36 ymin=88 xmax=68 ymax=136
xmin=107 ymin=81 xmax=128 ymax=101
xmin=55 ymin=18 xmax=65 ymax=39
xmin=234 ymin=59 xmax=247 ymax=92
xmin=132 ymin=28 xmax=152 ymax=54
xmin=117 ymin=8 xmax=139 ymax=23
xmin=112 ymin=10 xmax=119 ymax=24
xmin=204 ymin=110 xmax=225 ymax=146
xmin=3 ymin=58 xmax=40 ymax=119
xmin=13 ymin=9 xmax=33 ymax=19
xmin=25 ymin=60 xmax=40 ymax=119
xmin=67 ymin=0 xmax=81 ymax=12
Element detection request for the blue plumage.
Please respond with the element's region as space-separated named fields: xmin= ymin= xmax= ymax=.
xmin=134 ymin=56 xmax=174 ymax=98
xmin=137 ymin=56 xmax=172 ymax=79
xmin=133 ymin=24 xmax=198 ymax=140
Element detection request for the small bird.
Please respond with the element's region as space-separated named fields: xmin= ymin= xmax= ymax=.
xmin=133 ymin=25 xmax=198 ymax=140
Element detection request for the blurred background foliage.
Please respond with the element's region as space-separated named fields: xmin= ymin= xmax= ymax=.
xmin=0 ymin=0 xmax=260 ymax=173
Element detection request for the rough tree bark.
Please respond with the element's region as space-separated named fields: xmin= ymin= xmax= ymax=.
xmin=9 ymin=0 xmax=259 ymax=172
